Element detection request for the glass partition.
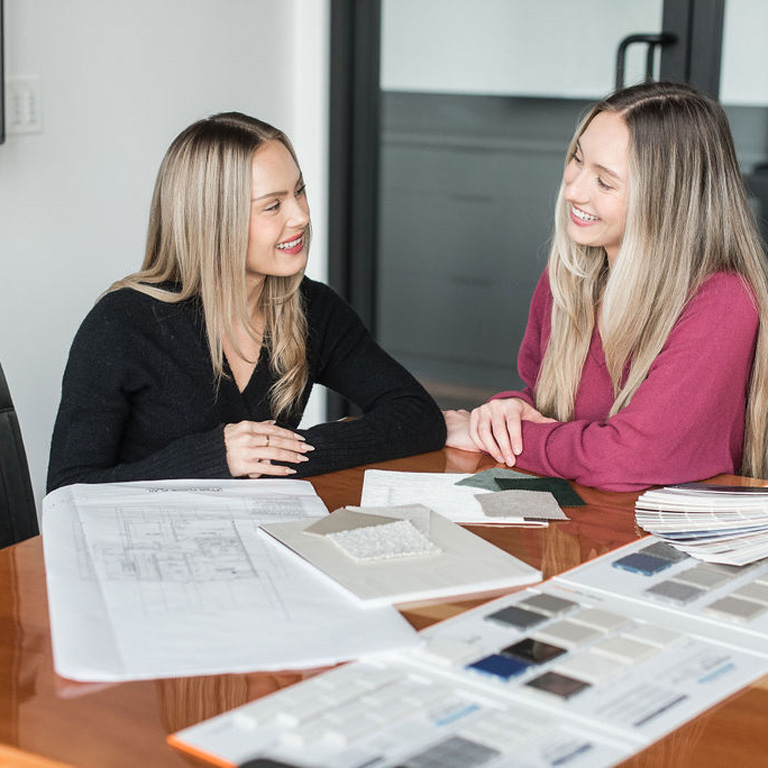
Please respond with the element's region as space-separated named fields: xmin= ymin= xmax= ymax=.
xmin=376 ymin=0 xmax=663 ymax=408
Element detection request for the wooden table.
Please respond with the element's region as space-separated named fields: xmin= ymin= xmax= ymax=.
xmin=1 ymin=448 xmax=767 ymax=767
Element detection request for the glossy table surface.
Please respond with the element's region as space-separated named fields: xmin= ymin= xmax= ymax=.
xmin=2 ymin=448 xmax=767 ymax=767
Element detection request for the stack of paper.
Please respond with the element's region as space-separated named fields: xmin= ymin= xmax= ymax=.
xmin=42 ymin=480 xmax=420 ymax=681
xmin=635 ymin=483 xmax=768 ymax=566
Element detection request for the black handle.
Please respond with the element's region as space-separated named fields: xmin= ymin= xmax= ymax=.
xmin=615 ymin=33 xmax=677 ymax=90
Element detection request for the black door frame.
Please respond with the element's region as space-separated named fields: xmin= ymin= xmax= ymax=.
xmin=660 ymin=0 xmax=725 ymax=95
xmin=326 ymin=0 xmax=725 ymax=418
xmin=327 ymin=0 xmax=381 ymax=418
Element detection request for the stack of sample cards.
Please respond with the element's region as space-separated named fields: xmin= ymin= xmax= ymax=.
xmin=458 ymin=468 xmax=585 ymax=508
xmin=170 ymin=536 xmax=768 ymax=768
xmin=635 ymin=483 xmax=768 ymax=565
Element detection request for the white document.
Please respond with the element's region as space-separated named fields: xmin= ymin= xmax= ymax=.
xmin=360 ymin=469 xmax=547 ymax=526
xmin=261 ymin=505 xmax=541 ymax=606
xmin=42 ymin=480 xmax=419 ymax=682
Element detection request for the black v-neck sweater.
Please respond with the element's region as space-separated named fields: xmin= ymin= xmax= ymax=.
xmin=47 ymin=278 xmax=445 ymax=492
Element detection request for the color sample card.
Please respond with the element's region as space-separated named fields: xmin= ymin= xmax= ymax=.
xmin=590 ymin=636 xmax=658 ymax=664
xmin=644 ymin=580 xmax=705 ymax=605
xmin=534 ymin=619 xmax=602 ymax=649
xmin=673 ymin=565 xmax=732 ymax=590
xmin=640 ymin=541 xmax=689 ymax=563
xmin=518 ymin=593 xmax=579 ymax=616
xmin=486 ymin=604 xmax=548 ymax=630
xmin=622 ymin=624 xmax=683 ymax=648
xmin=570 ymin=608 xmax=631 ymax=633
xmin=556 ymin=535 xmax=768 ymax=655
xmin=477 ymin=489 xmax=568 ymax=521
xmin=495 ymin=477 xmax=586 ymax=507
xmin=613 ymin=552 xmax=674 ymax=577
xmin=468 ymin=653 xmax=531 ymax=680
xmin=525 ymin=671 xmax=592 ymax=699
xmin=403 ymin=736 xmax=500 ymax=768
xmin=172 ymin=567 xmax=768 ymax=768
xmin=554 ymin=652 xmax=625 ymax=684
xmin=411 ymin=581 xmax=768 ymax=744
xmin=171 ymin=652 xmax=632 ymax=768
xmin=502 ymin=637 xmax=567 ymax=664
xmin=706 ymin=596 xmax=767 ymax=623
xmin=455 ymin=468 xmax=533 ymax=491
xmin=732 ymin=582 xmax=768 ymax=604
xmin=171 ymin=533 xmax=768 ymax=768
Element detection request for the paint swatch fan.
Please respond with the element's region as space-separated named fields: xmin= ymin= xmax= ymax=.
xmin=635 ymin=483 xmax=768 ymax=566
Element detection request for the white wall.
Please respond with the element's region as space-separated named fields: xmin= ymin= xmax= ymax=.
xmin=381 ymin=0 xmax=663 ymax=98
xmin=721 ymin=0 xmax=768 ymax=105
xmin=382 ymin=0 xmax=768 ymax=106
xmin=0 ymin=0 xmax=329 ymax=510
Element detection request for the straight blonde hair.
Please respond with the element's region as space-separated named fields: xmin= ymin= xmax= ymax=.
xmin=535 ymin=81 xmax=768 ymax=478
xmin=109 ymin=112 xmax=308 ymax=419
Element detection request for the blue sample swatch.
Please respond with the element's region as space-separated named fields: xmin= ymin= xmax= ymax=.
xmin=467 ymin=654 xmax=531 ymax=680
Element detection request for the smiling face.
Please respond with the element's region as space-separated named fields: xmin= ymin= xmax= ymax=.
xmin=246 ymin=140 xmax=310 ymax=290
xmin=563 ymin=111 xmax=630 ymax=265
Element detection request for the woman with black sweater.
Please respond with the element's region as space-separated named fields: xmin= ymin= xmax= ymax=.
xmin=47 ymin=113 xmax=445 ymax=491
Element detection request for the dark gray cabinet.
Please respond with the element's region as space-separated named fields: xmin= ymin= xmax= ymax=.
xmin=377 ymin=93 xmax=591 ymax=408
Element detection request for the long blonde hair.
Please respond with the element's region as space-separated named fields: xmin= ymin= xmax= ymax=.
xmin=535 ymin=81 xmax=768 ymax=478
xmin=109 ymin=112 xmax=308 ymax=419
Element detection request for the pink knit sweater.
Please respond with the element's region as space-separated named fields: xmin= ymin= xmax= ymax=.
xmin=492 ymin=271 xmax=759 ymax=491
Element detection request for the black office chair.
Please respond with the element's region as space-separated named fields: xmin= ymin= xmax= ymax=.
xmin=0 ymin=361 xmax=38 ymax=548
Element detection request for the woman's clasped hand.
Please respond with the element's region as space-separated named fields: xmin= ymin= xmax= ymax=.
xmin=444 ymin=400 xmax=555 ymax=467
xmin=223 ymin=420 xmax=314 ymax=478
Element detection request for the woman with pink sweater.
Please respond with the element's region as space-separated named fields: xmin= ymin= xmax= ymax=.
xmin=445 ymin=81 xmax=768 ymax=491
